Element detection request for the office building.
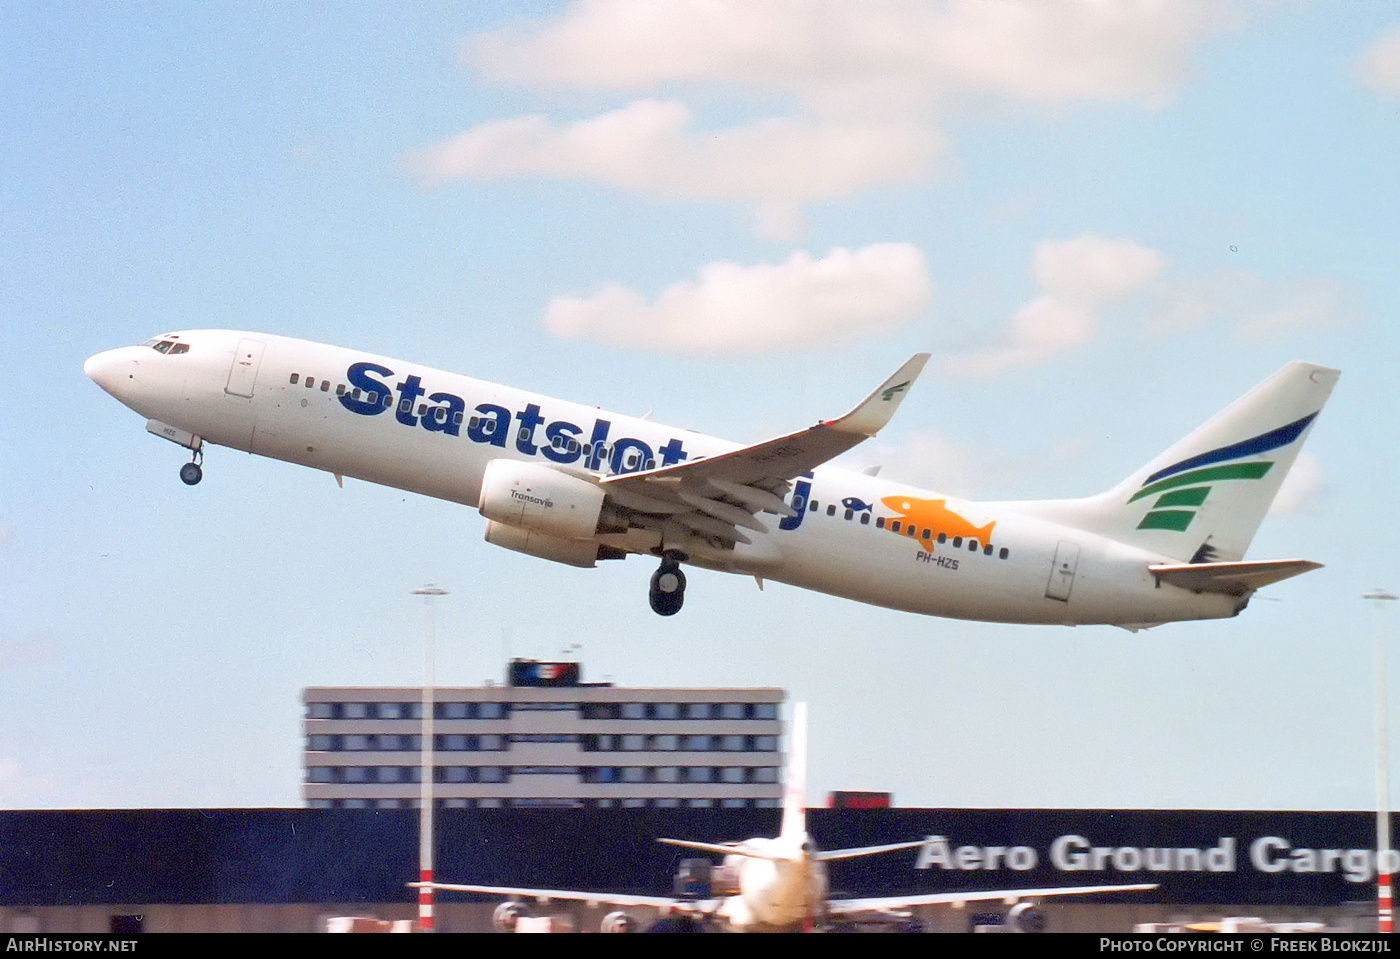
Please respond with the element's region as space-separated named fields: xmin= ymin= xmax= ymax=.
xmin=303 ymin=660 xmax=785 ymax=809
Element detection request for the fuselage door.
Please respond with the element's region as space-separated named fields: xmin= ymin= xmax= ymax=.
xmin=226 ymin=338 xmax=265 ymax=397
xmin=1046 ymin=540 xmax=1080 ymax=602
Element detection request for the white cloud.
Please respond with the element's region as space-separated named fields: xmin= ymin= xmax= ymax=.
xmin=1147 ymin=271 xmax=1355 ymax=341
xmin=1271 ymin=451 xmax=1325 ymax=515
xmin=543 ymin=243 xmax=931 ymax=355
xmin=949 ymin=236 xmax=1165 ymax=378
xmin=855 ymin=430 xmax=986 ymax=498
xmin=414 ymin=1 xmax=1242 ymax=235
xmin=404 ymin=100 xmax=940 ymax=239
xmin=1356 ymin=23 xmax=1400 ymax=97
xmin=466 ymin=0 xmax=1234 ymax=109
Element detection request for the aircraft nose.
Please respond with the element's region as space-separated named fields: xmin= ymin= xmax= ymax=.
xmin=84 ymin=347 xmax=139 ymax=397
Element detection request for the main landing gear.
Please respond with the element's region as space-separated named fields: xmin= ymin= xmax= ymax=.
xmin=649 ymin=551 xmax=687 ymax=617
xmin=179 ymin=450 xmax=204 ymax=486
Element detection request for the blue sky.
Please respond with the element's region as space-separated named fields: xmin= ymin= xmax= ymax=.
xmin=4 ymin=1 xmax=1400 ymax=811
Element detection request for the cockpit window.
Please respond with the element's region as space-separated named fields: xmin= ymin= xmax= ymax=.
xmin=145 ymin=338 xmax=188 ymax=355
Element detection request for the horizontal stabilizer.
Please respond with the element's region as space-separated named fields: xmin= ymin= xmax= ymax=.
xmin=659 ymin=838 xmax=782 ymax=861
xmin=1149 ymin=559 xmax=1322 ymax=596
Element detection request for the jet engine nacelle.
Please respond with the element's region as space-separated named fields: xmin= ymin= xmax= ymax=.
xmin=479 ymin=459 xmax=605 ymax=541
xmin=493 ymin=900 xmax=531 ymax=933
xmin=485 ymin=520 xmax=604 ymax=568
xmin=600 ymin=910 xmax=638 ymax=933
xmin=1007 ymin=901 xmax=1047 ymax=933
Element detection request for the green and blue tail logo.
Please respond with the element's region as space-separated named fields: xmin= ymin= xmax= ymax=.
xmin=1128 ymin=413 xmax=1317 ymax=532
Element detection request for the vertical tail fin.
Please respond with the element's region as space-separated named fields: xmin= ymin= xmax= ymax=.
xmin=780 ymin=702 xmax=807 ymax=843
xmin=1015 ymin=362 xmax=1339 ymax=562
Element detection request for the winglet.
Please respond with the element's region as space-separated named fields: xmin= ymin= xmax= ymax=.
xmin=827 ymin=354 xmax=930 ymax=437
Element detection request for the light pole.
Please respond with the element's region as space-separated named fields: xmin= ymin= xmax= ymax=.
xmin=1367 ymin=589 xmax=1397 ymax=934
xmin=414 ymin=585 xmax=448 ymax=932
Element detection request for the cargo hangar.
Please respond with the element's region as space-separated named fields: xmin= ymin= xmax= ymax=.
xmin=0 ymin=662 xmax=1385 ymax=933
xmin=0 ymin=806 xmax=1386 ymax=933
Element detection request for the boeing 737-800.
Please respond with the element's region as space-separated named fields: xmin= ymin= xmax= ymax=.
xmin=85 ymin=331 xmax=1337 ymax=627
xmin=409 ymin=704 xmax=1155 ymax=933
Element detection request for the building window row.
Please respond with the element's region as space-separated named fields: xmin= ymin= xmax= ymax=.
xmin=308 ymin=733 xmax=511 ymax=752
xmin=581 ymin=733 xmax=777 ymax=752
xmin=305 ymin=701 xmax=510 ymax=720
xmin=308 ymin=766 xmax=509 ymax=784
xmin=580 ymin=702 xmax=778 ymax=720
xmin=307 ymin=701 xmax=779 ymax=721
xmin=583 ymin=766 xmax=779 ymax=784
xmin=306 ymin=764 xmax=778 ymax=785
xmin=307 ymin=797 xmax=781 ymax=810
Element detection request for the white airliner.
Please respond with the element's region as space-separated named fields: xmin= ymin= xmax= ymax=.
xmin=85 ymin=331 xmax=1337 ymax=627
xmin=408 ymin=703 xmax=1156 ymax=933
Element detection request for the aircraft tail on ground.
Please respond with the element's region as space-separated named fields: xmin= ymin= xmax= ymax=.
xmin=1012 ymin=361 xmax=1339 ymax=563
xmin=780 ymin=701 xmax=808 ymax=843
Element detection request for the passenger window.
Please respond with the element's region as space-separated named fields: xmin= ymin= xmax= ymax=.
xmin=826 ymin=504 xmax=836 ymax=516
xmin=844 ymin=509 xmax=854 ymax=520
xmin=938 ymin=532 xmax=947 ymax=544
xmin=809 ymin=501 xmax=819 ymax=512
xmin=969 ymin=539 xmax=978 ymax=551
xmin=984 ymin=544 xmax=994 ymax=556
xmin=336 ymin=384 xmax=346 ymax=396
xmin=290 ymin=373 xmax=300 ymax=385
xmin=321 ymin=380 xmax=330 ymax=392
xmin=953 ymin=537 xmax=963 ymax=548
xmin=859 ymin=513 xmax=870 ymax=525
xmin=875 ymin=517 xmax=885 ymax=529
xmin=921 ymin=529 xmax=931 ymax=540
xmin=907 ymin=526 xmax=917 ymax=537
xmin=999 ymin=547 xmax=1009 ymax=560
xmin=890 ymin=521 xmax=901 ymax=533
xmin=306 ymin=378 xmax=315 ymax=389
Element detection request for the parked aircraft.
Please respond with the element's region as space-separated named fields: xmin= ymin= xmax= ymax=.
xmin=85 ymin=331 xmax=1337 ymax=627
xmin=408 ymin=703 xmax=1156 ymax=933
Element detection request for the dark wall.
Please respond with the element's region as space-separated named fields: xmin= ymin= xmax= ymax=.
xmin=0 ymin=808 xmax=1385 ymax=907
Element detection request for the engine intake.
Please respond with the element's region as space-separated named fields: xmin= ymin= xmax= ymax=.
xmin=479 ymin=459 xmax=605 ymax=541
xmin=600 ymin=910 xmax=638 ymax=933
xmin=492 ymin=900 xmax=530 ymax=933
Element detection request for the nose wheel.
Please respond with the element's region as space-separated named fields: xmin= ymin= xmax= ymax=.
xmin=649 ymin=552 xmax=687 ymax=616
xmin=179 ymin=451 xmax=204 ymax=486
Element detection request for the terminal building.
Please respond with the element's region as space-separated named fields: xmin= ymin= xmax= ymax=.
xmin=302 ymin=660 xmax=784 ymax=809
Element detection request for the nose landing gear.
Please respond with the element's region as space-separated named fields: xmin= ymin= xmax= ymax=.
xmin=649 ymin=551 xmax=687 ymax=616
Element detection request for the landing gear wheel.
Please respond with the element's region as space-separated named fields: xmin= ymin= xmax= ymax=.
xmin=179 ymin=462 xmax=203 ymax=486
xmin=648 ymin=553 xmax=687 ymax=616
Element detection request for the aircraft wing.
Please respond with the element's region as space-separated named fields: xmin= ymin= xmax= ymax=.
xmin=411 ymin=881 xmax=716 ymax=913
xmin=826 ymin=882 xmax=1158 ymax=915
xmin=817 ymin=839 xmax=929 ymax=862
xmin=600 ymin=354 xmax=929 ymax=546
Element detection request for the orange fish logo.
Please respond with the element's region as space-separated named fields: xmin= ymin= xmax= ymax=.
xmin=881 ymin=496 xmax=996 ymax=553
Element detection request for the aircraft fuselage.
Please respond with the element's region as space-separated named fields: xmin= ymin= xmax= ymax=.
xmin=85 ymin=330 xmax=1249 ymax=627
